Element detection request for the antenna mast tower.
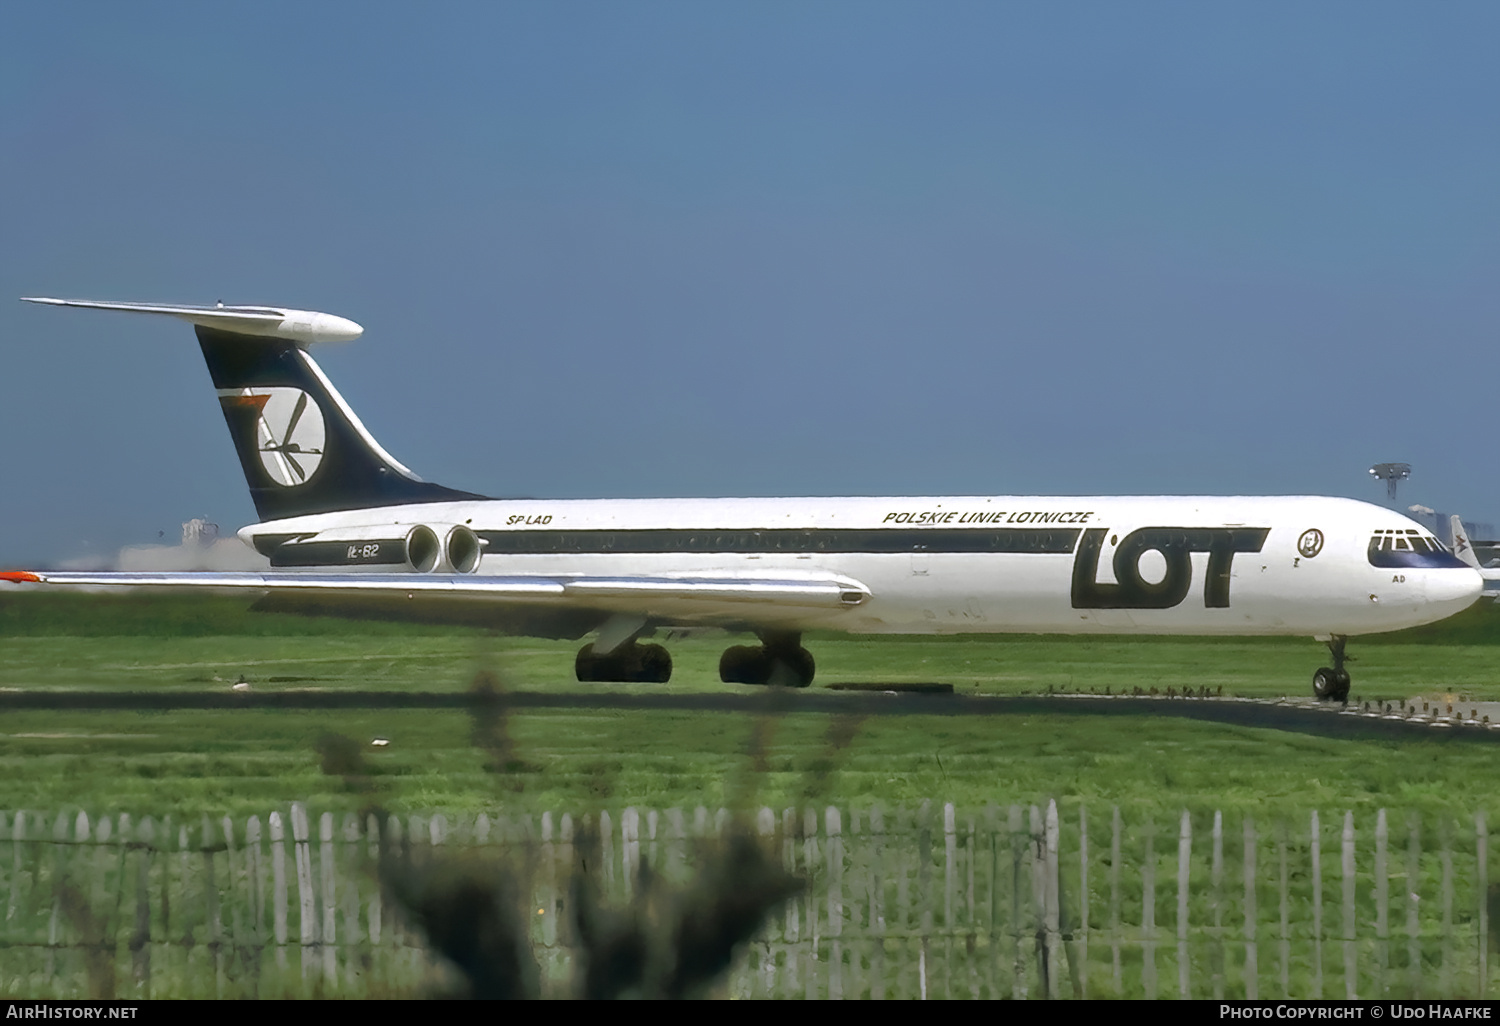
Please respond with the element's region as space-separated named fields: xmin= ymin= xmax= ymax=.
xmin=1369 ymin=463 xmax=1412 ymax=502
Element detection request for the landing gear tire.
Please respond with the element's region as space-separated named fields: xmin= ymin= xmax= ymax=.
xmin=719 ymin=645 xmax=764 ymax=685
xmin=1313 ymin=667 xmax=1338 ymax=701
xmin=637 ymin=643 xmax=672 ymax=684
xmin=576 ymin=645 xmax=603 ymax=682
xmin=766 ymin=648 xmax=815 ymax=689
xmin=1331 ymin=669 xmax=1351 ymax=703
xmin=1311 ymin=636 xmax=1352 ymax=703
xmin=575 ymin=642 xmax=673 ymax=683
xmin=719 ymin=644 xmax=815 ymax=688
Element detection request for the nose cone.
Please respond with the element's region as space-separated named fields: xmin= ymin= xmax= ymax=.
xmin=1429 ymin=568 xmax=1484 ymax=616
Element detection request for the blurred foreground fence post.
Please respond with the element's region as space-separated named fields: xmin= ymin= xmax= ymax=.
xmin=1176 ymin=809 xmax=1190 ymax=1000
xmin=268 ymin=810 xmax=287 ymax=975
xmin=1342 ymin=811 xmax=1356 ymax=999
xmin=1311 ymin=809 xmax=1323 ymax=997
xmin=1243 ymin=816 xmax=1257 ymax=999
xmin=1478 ymin=810 xmax=1489 ymax=997
xmin=1077 ymin=806 xmax=1089 ymax=999
xmin=1376 ymin=809 xmax=1389 ymax=997
xmin=1408 ymin=813 xmax=1422 ymax=996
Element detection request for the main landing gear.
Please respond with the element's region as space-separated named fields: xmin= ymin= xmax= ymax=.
xmin=1312 ymin=635 xmax=1352 ymax=703
xmin=571 ymin=629 xmax=819 ymax=689
xmin=719 ymin=632 xmax=816 ymax=689
xmin=574 ymin=641 xmax=673 ymax=683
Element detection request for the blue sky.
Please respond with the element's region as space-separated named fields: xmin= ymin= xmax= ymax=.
xmin=2 ymin=2 xmax=1497 ymax=564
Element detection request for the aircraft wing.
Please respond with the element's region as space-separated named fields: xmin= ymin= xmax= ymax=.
xmin=0 ymin=569 xmax=871 ymax=624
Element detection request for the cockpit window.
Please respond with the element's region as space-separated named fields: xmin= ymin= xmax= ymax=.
xmin=1368 ymin=529 xmax=1469 ymax=569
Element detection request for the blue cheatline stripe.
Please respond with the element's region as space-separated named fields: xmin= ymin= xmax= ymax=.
xmin=475 ymin=527 xmax=1083 ymax=555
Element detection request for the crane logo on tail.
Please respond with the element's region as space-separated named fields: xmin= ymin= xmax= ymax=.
xmin=222 ymin=387 xmax=326 ymax=487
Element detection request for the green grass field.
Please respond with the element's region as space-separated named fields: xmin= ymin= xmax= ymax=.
xmin=1 ymin=592 xmax=1498 ymax=821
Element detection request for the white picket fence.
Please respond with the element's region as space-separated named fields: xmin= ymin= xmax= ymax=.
xmin=0 ymin=802 xmax=1493 ymax=998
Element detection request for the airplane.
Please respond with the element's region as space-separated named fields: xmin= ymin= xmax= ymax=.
xmin=1448 ymin=515 xmax=1500 ymax=598
xmin=1 ymin=297 xmax=1484 ymax=704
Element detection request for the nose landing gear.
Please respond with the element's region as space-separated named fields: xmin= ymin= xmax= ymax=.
xmin=1312 ymin=635 xmax=1351 ymax=703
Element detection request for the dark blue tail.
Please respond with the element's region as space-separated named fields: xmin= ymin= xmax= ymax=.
xmin=198 ymin=327 xmax=484 ymax=521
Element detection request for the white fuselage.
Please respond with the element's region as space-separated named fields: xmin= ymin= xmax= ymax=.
xmin=242 ymin=494 xmax=1482 ymax=637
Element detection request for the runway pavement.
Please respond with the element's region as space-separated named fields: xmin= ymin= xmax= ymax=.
xmin=1 ymin=686 xmax=1497 ymax=743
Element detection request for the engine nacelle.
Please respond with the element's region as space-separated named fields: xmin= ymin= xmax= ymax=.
xmin=266 ymin=523 xmax=482 ymax=572
xmin=444 ymin=525 xmax=483 ymax=574
xmin=269 ymin=525 xmax=441 ymax=571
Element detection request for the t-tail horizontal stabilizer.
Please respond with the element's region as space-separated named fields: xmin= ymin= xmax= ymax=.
xmin=20 ymin=297 xmax=364 ymax=344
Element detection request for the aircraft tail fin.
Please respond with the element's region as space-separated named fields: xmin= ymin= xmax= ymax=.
xmin=1449 ymin=515 xmax=1482 ymax=569
xmin=21 ymin=298 xmax=484 ymax=521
